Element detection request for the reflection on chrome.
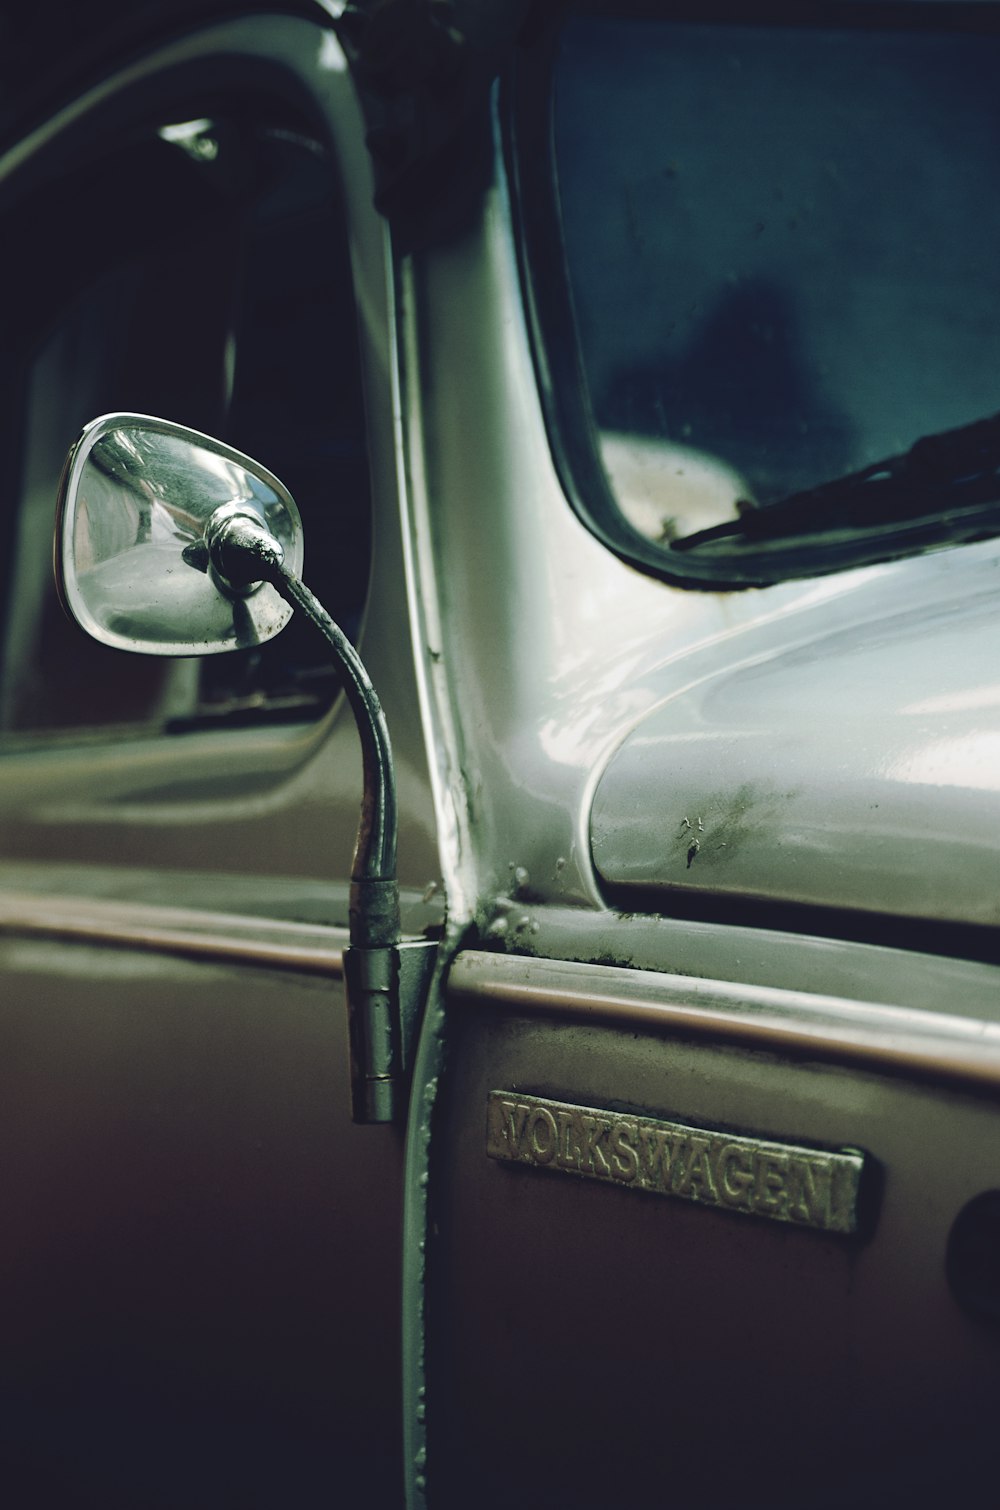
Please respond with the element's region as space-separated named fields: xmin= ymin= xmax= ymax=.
xmin=157 ymin=118 xmax=219 ymax=162
xmin=890 ymin=732 xmax=1000 ymax=794
xmin=55 ymin=413 xmax=303 ymax=656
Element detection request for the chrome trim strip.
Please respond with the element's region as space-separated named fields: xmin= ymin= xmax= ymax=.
xmin=0 ymin=892 xmax=346 ymax=976
xmin=448 ymin=950 xmax=1000 ymax=1089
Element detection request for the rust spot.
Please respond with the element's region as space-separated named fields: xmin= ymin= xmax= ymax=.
xmin=672 ymin=783 xmax=797 ymax=873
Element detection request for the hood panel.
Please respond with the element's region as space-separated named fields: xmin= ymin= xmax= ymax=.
xmin=591 ymin=553 xmax=1000 ymax=930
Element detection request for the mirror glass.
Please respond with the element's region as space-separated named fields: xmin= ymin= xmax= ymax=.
xmin=55 ymin=413 xmax=304 ymax=655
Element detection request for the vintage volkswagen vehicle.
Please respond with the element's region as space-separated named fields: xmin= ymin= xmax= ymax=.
xmin=2 ymin=0 xmax=1000 ymax=1505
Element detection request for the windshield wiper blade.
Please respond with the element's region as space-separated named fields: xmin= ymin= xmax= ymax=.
xmin=672 ymin=410 xmax=1000 ymax=552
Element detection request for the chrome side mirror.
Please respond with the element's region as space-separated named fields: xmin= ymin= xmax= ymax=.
xmin=56 ymin=413 xmax=433 ymax=1126
xmin=55 ymin=413 xmax=304 ymax=655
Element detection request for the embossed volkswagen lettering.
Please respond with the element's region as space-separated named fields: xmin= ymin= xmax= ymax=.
xmin=486 ymin=1092 xmax=866 ymax=1235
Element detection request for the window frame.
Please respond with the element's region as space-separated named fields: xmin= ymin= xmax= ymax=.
xmin=504 ymin=0 xmax=1000 ymax=591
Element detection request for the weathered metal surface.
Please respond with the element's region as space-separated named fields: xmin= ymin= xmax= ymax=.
xmin=399 ymin=104 xmax=1000 ymax=940
xmin=487 ymin=1091 xmax=865 ymax=1234
xmin=432 ymin=987 xmax=1000 ymax=1510
xmin=394 ymin=101 xmax=1000 ymax=1510
xmin=7 ymin=8 xmax=1000 ymax=1509
xmin=591 ymin=543 xmax=1000 ymax=930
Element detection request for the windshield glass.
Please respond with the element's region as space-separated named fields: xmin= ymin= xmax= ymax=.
xmin=546 ymin=9 xmax=1000 ymax=580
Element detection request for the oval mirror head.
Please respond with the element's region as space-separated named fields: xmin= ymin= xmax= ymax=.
xmin=55 ymin=414 xmax=304 ymax=656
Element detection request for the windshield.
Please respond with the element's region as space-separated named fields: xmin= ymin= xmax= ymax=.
xmin=532 ymin=7 xmax=1000 ymax=583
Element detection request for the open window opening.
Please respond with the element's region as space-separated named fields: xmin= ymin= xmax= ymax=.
xmin=0 ymin=76 xmax=371 ymax=738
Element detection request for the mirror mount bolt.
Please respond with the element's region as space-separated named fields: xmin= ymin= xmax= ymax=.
xmin=205 ymin=502 xmax=285 ymax=594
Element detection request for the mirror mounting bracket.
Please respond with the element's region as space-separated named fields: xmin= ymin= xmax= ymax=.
xmin=209 ymin=507 xmax=420 ymax=1126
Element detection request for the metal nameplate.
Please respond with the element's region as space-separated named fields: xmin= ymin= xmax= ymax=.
xmin=486 ymin=1092 xmax=865 ymax=1235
